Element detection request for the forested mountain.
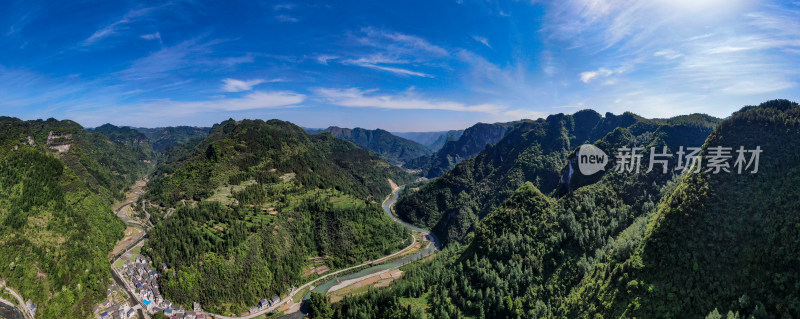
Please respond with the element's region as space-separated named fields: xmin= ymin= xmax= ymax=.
xmin=141 ymin=119 xmax=415 ymax=313
xmin=395 ymin=110 xmax=718 ymax=245
xmin=308 ymin=126 xmax=433 ymax=165
xmin=135 ymin=126 xmax=210 ymax=153
xmin=0 ymin=117 xmax=152 ymax=317
xmin=405 ymin=121 xmax=527 ymax=178
xmin=566 ymin=99 xmax=800 ymax=318
xmin=392 ymin=130 xmax=464 ymax=151
xmin=329 ymin=101 xmax=787 ymax=319
xmin=89 ymin=123 xmax=155 ymax=161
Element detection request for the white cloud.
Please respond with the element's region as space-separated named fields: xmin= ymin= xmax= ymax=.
xmin=353 ymin=64 xmax=432 ymax=77
xmin=315 ymin=54 xmax=338 ymax=65
xmin=352 ymin=28 xmax=448 ymax=60
xmin=140 ymin=32 xmax=161 ymax=41
xmin=471 ymin=35 xmax=491 ymax=48
xmin=342 ymin=55 xmax=432 ymax=77
xmin=221 ymin=78 xmax=266 ymax=92
xmin=315 ymin=88 xmax=506 ymax=113
xmin=369 ymin=29 xmax=449 ymax=57
xmin=220 ymin=54 xmax=255 ymax=66
xmin=276 ymin=15 xmax=298 ymax=22
xmin=579 ymin=68 xmax=613 ymax=83
xmin=654 ymin=49 xmax=683 ymax=60
xmin=340 ymin=28 xmax=449 ymax=77
xmin=539 ymin=0 xmax=800 ymax=111
xmin=273 ymin=4 xmax=295 ymax=11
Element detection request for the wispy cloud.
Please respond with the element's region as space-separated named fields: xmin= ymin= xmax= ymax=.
xmin=276 ymin=14 xmax=298 ymax=23
xmin=82 ymin=5 xmax=165 ymax=46
xmin=539 ymin=0 xmax=800 ymax=114
xmin=221 ymin=78 xmax=265 ymax=92
xmin=140 ymin=32 xmax=161 ymax=41
xmin=314 ymin=54 xmax=338 ymax=65
xmin=579 ymin=68 xmax=613 ymax=83
xmin=503 ymin=108 xmax=547 ymax=120
xmin=350 ymin=63 xmax=432 ymax=77
xmin=119 ymin=39 xmax=212 ymax=80
xmin=315 ymin=88 xmax=506 ymax=113
xmin=471 ymin=35 xmax=491 ymax=48
xmin=341 ymin=54 xmax=432 ymax=77
xmin=140 ymin=90 xmax=305 ymax=114
xmin=653 ymin=49 xmax=683 ymax=60
xmin=221 ymin=54 xmax=255 ymax=66
xmin=331 ymin=28 xmax=451 ymax=77
xmin=119 ymin=38 xmax=252 ymax=81
xmin=273 ymin=4 xmax=295 ymax=11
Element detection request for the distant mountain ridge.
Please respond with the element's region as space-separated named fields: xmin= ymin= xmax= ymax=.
xmin=392 ymin=130 xmax=464 ymax=151
xmin=307 ymin=126 xmax=433 ymax=165
xmin=405 ymin=120 xmax=530 ymax=178
xmin=135 ymin=126 xmax=211 ymax=153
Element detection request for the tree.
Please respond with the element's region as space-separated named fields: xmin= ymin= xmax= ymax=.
xmin=309 ymin=292 xmax=333 ymax=319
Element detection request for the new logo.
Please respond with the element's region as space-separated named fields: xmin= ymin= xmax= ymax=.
xmin=577 ymin=144 xmax=608 ymax=175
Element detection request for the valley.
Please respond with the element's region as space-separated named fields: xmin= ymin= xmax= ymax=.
xmin=1 ymin=100 xmax=799 ymax=319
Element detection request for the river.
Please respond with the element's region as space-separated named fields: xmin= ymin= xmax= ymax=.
xmin=0 ymin=300 xmax=23 ymax=319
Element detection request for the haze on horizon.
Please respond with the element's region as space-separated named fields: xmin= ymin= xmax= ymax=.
xmin=1 ymin=0 xmax=799 ymax=131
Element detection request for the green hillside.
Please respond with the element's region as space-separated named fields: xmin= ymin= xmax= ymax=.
xmin=142 ymin=119 xmax=415 ymax=313
xmin=330 ymin=107 xmax=712 ymax=318
xmin=395 ymin=110 xmax=717 ymax=245
xmin=566 ymin=99 xmax=800 ymax=318
xmin=0 ymin=117 xmax=151 ymax=318
xmin=328 ymin=100 xmax=799 ymax=319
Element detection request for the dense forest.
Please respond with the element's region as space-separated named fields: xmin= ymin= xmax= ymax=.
xmin=0 ymin=118 xmax=151 ymax=317
xmin=141 ymin=119 xmax=415 ymax=313
xmin=395 ymin=110 xmax=719 ymax=245
xmin=322 ymin=100 xmax=800 ymax=319
xmin=307 ymin=127 xmax=433 ymax=165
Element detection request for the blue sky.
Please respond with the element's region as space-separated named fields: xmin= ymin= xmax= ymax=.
xmin=1 ymin=0 xmax=799 ymax=131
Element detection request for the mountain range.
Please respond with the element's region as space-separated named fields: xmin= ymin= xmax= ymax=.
xmin=306 ymin=126 xmax=433 ymax=165
xmin=328 ymin=100 xmax=800 ymax=319
xmin=2 ymin=100 xmax=798 ymax=319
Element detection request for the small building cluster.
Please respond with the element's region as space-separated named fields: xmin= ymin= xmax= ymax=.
xmin=248 ymin=295 xmax=281 ymax=315
xmin=94 ymin=300 xmax=137 ymax=319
